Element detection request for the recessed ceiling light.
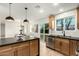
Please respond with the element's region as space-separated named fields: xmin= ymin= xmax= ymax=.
xmin=39 ymin=9 xmax=44 ymax=13
xmin=35 ymin=5 xmax=40 ymax=8
xmin=53 ymin=3 xmax=59 ymax=6
xmin=59 ymin=9 xmax=63 ymax=12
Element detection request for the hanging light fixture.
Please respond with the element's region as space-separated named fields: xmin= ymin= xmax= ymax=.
xmin=5 ymin=3 xmax=14 ymax=21
xmin=23 ymin=8 xmax=29 ymax=22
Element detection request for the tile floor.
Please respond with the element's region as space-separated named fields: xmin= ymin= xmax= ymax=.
xmin=40 ymin=41 xmax=64 ymax=56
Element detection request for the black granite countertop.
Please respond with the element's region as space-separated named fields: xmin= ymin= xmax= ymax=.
xmin=0 ymin=37 xmax=38 ymax=47
xmin=48 ymin=35 xmax=79 ymax=40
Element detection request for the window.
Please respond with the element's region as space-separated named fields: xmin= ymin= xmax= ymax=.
xmin=40 ymin=23 xmax=49 ymax=34
xmin=56 ymin=18 xmax=64 ymax=31
xmin=56 ymin=16 xmax=75 ymax=31
xmin=45 ymin=23 xmax=49 ymax=33
xmin=65 ymin=16 xmax=75 ymax=30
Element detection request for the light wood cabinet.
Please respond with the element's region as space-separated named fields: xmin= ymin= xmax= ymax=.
xmin=0 ymin=38 xmax=39 ymax=56
xmin=54 ymin=38 xmax=69 ymax=55
xmin=0 ymin=47 xmax=14 ymax=56
xmin=54 ymin=38 xmax=61 ymax=51
xmin=30 ymin=39 xmax=39 ymax=56
xmin=61 ymin=39 xmax=69 ymax=55
xmin=69 ymin=40 xmax=77 ymax=56
xmin=46 ymin=36 xmax=79 ymax=56
xmin=48 ymin=15 xmax=55 ymax=29
xmin=16 ymin=42 xmax=30 ymax=56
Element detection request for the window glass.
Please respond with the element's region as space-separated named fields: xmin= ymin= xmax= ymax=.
xmin=65 ymin=16 xmax=75 ymax=30
xmin=56 ymin=16 xmax=75 ymax=31
xmin=56 ymin=19 xmax=64 ymax=31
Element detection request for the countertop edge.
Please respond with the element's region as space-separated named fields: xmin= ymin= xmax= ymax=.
xmin=0 ymin=37 xmax=39 ymax=47
xmin=48 ymin=35 xmax=79 ymax=40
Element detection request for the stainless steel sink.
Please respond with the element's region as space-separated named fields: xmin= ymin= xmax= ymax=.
xmin=57 ymin=35 xmax=63 ymax=37
xmin=56 ymin=35 xmax=71 ymax=38
xmin=64 ymin=36 xmax=71 ymax=38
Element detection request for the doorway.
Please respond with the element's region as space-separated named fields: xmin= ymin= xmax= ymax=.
xmin=40 ymin=23 xmax=49 ymax=43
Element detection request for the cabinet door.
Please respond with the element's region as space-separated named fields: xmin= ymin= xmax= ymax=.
xmin=48 ymin=15 xmax=55 ymax=29
xmin=61 ymin=39 xmax=69 ymax=55
xmin=30 ymin=39 xmax=38 ymax=56
xmin=70 ymin=40 xmax=77 ymax=56
xmin=0 ymin=48 xmax=14 ymax=56
xmin=17 ymin=42 xmax=29 ymax=56
xmin=54 ymin=38 xmax=61 ymax=51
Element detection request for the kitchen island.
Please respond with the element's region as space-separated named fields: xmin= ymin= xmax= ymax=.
xmin=0 ymin=37 xmax=40 ymax=56
xmin=46 ymin=35 xmax=79 ymax=56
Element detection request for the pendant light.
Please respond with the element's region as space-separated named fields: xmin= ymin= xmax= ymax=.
xmin=23 ymin=8 xmax=29 ymax=22
xmin=5 ymin=3 xmax=14 ymax=21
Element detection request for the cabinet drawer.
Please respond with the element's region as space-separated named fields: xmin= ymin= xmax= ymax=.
xmin=0 ymin=48 xmax=15 ymax=56
xmin=0 ymin=44 xmax=13 ymax=51
xmin=30 ymin=39 xmax=38 ymax=56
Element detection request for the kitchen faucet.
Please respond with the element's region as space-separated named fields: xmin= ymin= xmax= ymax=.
xmin=62 ymin=31 xmax=65 ymax=37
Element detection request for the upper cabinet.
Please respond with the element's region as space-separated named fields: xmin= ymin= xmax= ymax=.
xmin=77 ymin=7 xmax=79 ymax=29
xmin=48 ymin=15 xmax=55 ymax=30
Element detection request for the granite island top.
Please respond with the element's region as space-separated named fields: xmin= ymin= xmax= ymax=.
xmin=48 ymin=35 xmax=79 ymax=40
xmin=0 ymin=37 xmax=39 ymax=47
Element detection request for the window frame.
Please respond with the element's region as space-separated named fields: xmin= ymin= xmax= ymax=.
xmin=56 ymin=15 xmax=76 ymax=31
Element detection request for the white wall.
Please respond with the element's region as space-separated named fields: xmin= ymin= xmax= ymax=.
xmin=2 ymin=19 xmax=32 ymax=38
xmin=0 ymin=19 xmax=40 ymax=38
xmin=2 ymin=9 xmax=79 ymax=38
xmin=37 ymin=9 xmax=79 ymax=37
xmin=29 ymin=9 xmax=79 ymax=38
xmin=5 ymin=20 xmax=21 ymax=38
xmin=29 ymin=17 xmax=49 ymax=38
xmin=0 ymin=22 xmax=1 ymax=37
xmin=29 ymin=21 xmax=40 ymax=38
xmin=53 ymin=9 xmax=79 ymax=37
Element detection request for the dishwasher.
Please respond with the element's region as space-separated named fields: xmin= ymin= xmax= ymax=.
xmin=46 ymin=35 xmax=55 ymax=49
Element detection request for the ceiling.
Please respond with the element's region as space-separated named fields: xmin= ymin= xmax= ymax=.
xmin=0 ymin=3 xmax=79 ymax=22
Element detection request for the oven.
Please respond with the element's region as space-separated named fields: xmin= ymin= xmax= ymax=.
xmin=46 ymin=35 xmax=55 ymax=49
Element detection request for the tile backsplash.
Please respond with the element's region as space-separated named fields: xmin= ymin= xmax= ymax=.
xmin=50 ymin=29 xmax=79 ymax=37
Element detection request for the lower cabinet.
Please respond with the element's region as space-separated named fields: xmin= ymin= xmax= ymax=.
xmin=0 ymin=38 xmax=39 ymax=56
xmin=60 ymin=39 xmax=69 ymax=55
xmin=47 ymin=37 xmax=79 ymax=56
xmin=54 ymin=38 xmax=69 ymax=55
xmin=16 ymin=42 xmax=30 ymax=56
xmin=54 ymin=38 xmax=61 ymax=51
xmin=0 ymin=48 xmax=15 ymax=56
xmin=69 ymin=40 xmax=77 ymax=56
xmin=30 ymin=39 xmax=39 ymax=56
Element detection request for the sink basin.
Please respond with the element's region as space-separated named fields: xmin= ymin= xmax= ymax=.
xmin=64 ymin=36 xmax=71 ymax=38
xmin=57 ymin=35 xmax=63 ymax=37
xmin=56 ymin=35 xmax=71 ymax=38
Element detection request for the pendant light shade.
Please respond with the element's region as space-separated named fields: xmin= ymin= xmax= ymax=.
xmin=5 ymin=3 xmax=14 ymax=21
xmin=23 ymin=8 xmax=29 ymax=22
xmin=5 ymin=16 xmax=14 ymax=20
xmin=24 ymin=19 xmax=29 ymax=22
